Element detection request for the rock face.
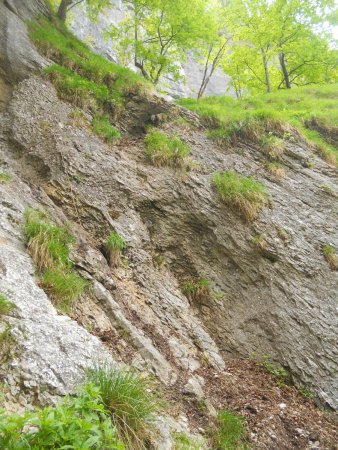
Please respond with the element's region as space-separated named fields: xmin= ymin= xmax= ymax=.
xmin=0 ymin=1 xmax=337 ymax=447
xmin=70 ymin=1 xmax=232 ymax=99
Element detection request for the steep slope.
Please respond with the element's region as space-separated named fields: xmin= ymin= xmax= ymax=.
xmin=0 ymin=2 xmax=337 ymax=449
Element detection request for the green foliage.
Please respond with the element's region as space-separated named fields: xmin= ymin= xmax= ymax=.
xmin=0 ymin=294 xmax=15 ymax=317
xmin=0 ymin=383 xmax=125 ymax=449
xmin=105 ymin=232 xmax=126 ymax=267
xmin=0 ymin=325 xmax=16 ymax=364
xmin=260 ymin=355 xmax=289 ymax=387
xmin=173 ymin=432 xmax=203 ymax=450
xmin=23 ymin=208 xmax=88 ymax=312
xmin=42 ymin=269 xmax=89 ymax=314
xmin=322 ymin=244 xmax=338 ymax=270
xmin=29 ymin=18 xmax=150 ymax=115
xmin=0 ymin=173 xmax=12 ymax=183
xmin=178 ymin=84 xmax=338 ymax=166
xmin=211 ymin=410 xmax=247 ymax=450
xmin=87 ymin=365 xmax=163 ymax=449
xmin=23 ymin=209 xmax=74 ymax=272
xmin=92 ymin=115 xmax=121 ymax=142
xmin=265 ymin=162 xmax=286 ymax=179
xmin=182 ymin=278 xmax=211 ymax=304
xmin=145 ymin=130 xmax=190 ymax=167
xmin=212 ymin=171 xmax=268 ymax=221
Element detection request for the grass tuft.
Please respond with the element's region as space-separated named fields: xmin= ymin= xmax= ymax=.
xmin=145 ymin=130 xmax=190 ymax=168
xmin=87 ymin=365 xmax=163 ymax=449
xmin=42 ymin=269 xmax=89 ymax=314
xmin=322 ymin=245 xmax=338 ymax=270
xmin=105 ymin=232 xmax=126 ymax=268
xmin=0 ymin=294 xmax=16 ymax=317
xmin=0 ymin=173 xmax=12 ymax=183
xmin=173 ymin=432 xmax=203 ymax=449
xmin=211 ymin=410 xmax=247 ymax=450
xmin=182 ymin=278 xmax=211 ymax=304
xmin=265 ymin=162 xmax=286 ymax=179
xmin=212 ymin=171 xmax=268 ymax=221
xmin=92 ymin=115 xmax=121 ymax=142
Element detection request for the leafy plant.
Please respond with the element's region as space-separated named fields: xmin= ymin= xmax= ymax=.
xmin=145 ymin=130 xmax=190 ymax=168
xmin=0 ymin=173 xmax=12 ymax=183
xmin=0 ymin=383 xmax=124 ymax=449
xmin=105 ymin=232 xmax=126 ymax=268
xmin=42 ymin=269 xmax=89 ymax=314
xmin=211 ymin=410 xmax=247 ymax=450
xmin=182 ymin=278 xmax=211 ymax=304
xmin=212 ymin=171 xmax=268 ymax=221
xmin=260 ymin=355 xmax=289 ymax=387
xmin=322 ymin=245 xmax=338 ymax=270
xmin=0 ymin=294 xmax=15 ymax=317
xmin=92 ymin=115 xmax=121 ymax=142
xmin=86 ymin=365 xmax=163 ymax=449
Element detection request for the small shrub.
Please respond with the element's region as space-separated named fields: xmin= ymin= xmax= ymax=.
xmin=23 ymin=209 xmax=74 ymax=272
xmin=0 ymin=173 xmax=11 ymax=183
xmin=260 ymin=355 xmax=289 ymax=387
xmin=322 ymin=245 xmax=338 ymax=270
xmin=0 ymin=294 xmax=15 ymax=316
xmin=182 ymin=278 xmax=211 ymax=304
xmin=87 ymin=365 xmax=163 ymax=449
xmin=0 ymin=383 xmax=124 ymax=449
xmin=266 ymin=162 xmax=286 ymax=179
xmin=92 ymin=115 xmax=121 ymax=142
xmin=105 ymin=232 xmax=126 ymax=267
xmin=42 ymin=269 xmax=88 ymax=313
xmin=212 ymin=171 xmax=268 ymax=221
xmin=145 ymin=130 xmax=190 ymax=168
xmin=211 ymin=410 xmax=247 ymax=450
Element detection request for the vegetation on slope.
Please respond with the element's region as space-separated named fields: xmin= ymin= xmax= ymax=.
xmin=23 ymin=209 xmax=88 ymax=313
xmin=145 ymin=130 xmax=190 ymax=167
xmin=178 ymin=85 xmax=338 ymax=166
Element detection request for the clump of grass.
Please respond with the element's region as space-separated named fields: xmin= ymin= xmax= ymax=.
xmin=23 ymin=208 xmax=88 ymax=313
xmin=261 ymin=134 xmax=285 ymax=160
xmin=0 ymin=325 xmax=16 ymax=364
xmin=144 ymin=130 xmax=190 ymax=168
xmin=87 ymin=365 xmax=163 ymax=449
xmin=178 ymin=85 xmax=338 ymax=166
xmin=210 ymin=410 xmax=247 ymax=450
xmin=322 ymin=245 xmax=338 ymax=270
xmin=173 ymin=432 xmax=203 ymax=450
xmin=92 ymin=115 xmax=121 ymax=142
xmin=105 ymin=232 xmax=126 ymax=268
xmin=42 ymin=269 xmax=89 ymax=314
xmin=182 ymin=278 xmax=211 ymax=304
xmin=23 ymin=209 xmax=74 ymax=272
xmin=252 ymin=234 xmax=267 ymax=251
xmin=212 ymin=171 xmax=268 ymax=221
xmin=260 ymin=355 xmax=289 ymax=387
xmin=0 ymin=173 xmax=12 ymax=183
xmin=0 ymin=294 xmax=15 ymax=317
xmin=320 ymin=185 xmax=338 ymax=198
xmin=265 ymin=162 xmax=286 ymax=179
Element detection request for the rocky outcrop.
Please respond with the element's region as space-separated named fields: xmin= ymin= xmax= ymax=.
xmin=0 ymin=1 xmax=337 ymax=447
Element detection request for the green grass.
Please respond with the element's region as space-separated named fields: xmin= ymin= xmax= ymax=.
xmin=178 ymin=84 xmax=338 ymax=166
xmin=23 ymin=208 xmax=88 ymax=313
xmin=0 ymin=294 xmax=15 ymax=317
xmin=92 ymin=115 xmax=121 ymax=142
xmin=182 ymin=278 xmax=211 ymax=304
xmin=0 ymin=383 xmax=124 ymax=449
xmin=0 ymin=173 xmax=12 ymax=183
xmin=322 ymin=244 xmax=338 ymax=270
xmin=23 ymin=209 xmax=74 ymax=272
xmin=0 ymin=326 xmax=16 ymax=364
xmin=260 ymin=356 xmax=289 ymax=387
xmin=144 ymin=130 xmax=190 ymax=167
xmin=173 ymin=432 xmax=203 ymax=450
xmin=87 ymin=365 xmax=163 ymax=449
xmin=211 ymin=410 xmax=247 ymax=450
xmin=42 ymin=269 xmax=89 ymax=314
xmin=212 ymin=171 xmax=268 ymax=221
xmin=105 ymin=232 xmax=126 ymax=267
xmin=265 ymin=161 xmax=286 ymax=179
xmin=29 ymin=18 xmax=151 ymax=117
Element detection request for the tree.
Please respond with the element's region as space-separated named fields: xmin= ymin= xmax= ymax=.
xmin=107 ymin=0 xmax=216 ymax=85
xmin=54 ymin=0 xmax=109 ymax=22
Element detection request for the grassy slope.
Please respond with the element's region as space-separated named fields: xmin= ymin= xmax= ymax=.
xmin=178 ymin=85 xmax=338 ymax=165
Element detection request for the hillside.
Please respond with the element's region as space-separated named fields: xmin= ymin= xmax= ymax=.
xmin=0 ymin=2 xmax=337 ymax=449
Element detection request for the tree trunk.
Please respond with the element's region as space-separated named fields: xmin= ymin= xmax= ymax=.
xmin=279 ymin=53 xmax=291 ymax=89
xmin=57 ymin=0 xmax=72 ymax=21
xmin=261 ymin=50 xmax=271 ymax=93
